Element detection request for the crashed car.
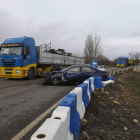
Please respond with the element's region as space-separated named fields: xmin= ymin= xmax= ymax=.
xmin=44 ymin=65 xmax=108 ymax=86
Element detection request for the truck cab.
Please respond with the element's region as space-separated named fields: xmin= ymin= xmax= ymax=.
xmin=0 ymin=37 xmax=37 ymax=79
xmin=116 ymin=57 xmax=128 ymax=67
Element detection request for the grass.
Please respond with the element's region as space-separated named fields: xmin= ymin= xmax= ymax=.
xmin=128 ymin=80 xmax=140 ymax=97
xmin=103 ymin=98 xmax=113 ymax=106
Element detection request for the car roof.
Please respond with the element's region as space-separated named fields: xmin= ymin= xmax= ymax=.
xmin=72 ymin=65 xmax=95 ymax=67
xmin=62 ymin=65 xmax=107 ymax=73
xmin=70 ymin=65 xmax=100 ymax=70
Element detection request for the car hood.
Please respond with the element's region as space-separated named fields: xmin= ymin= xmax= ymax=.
xmin=45 ymin=71 xmax=62 ymax=77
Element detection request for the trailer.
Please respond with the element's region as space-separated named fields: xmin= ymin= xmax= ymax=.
xmin=0 ymin=37 xmax=85 ymax=79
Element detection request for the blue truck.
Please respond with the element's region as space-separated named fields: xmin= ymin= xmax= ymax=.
xmin=0 ymin=37 xmax=85 ymax=79
xmin=116 ymin=57 xmax=131 ymax=67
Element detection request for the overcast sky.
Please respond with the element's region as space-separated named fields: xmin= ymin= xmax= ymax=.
xmin=0 ymin=0 xmax=140 ymax=60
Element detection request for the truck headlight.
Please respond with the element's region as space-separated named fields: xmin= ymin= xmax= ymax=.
xmin=16 ymin=70 xmax=20 ymax=74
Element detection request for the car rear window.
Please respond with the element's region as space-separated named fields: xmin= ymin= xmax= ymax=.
xmin=81 ymin=67 xmax=95 ymax=72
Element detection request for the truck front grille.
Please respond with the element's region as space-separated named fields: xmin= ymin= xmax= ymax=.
xmin=5 ymin=69 xmax=13 ymax=74
xmin=2 ymin=60 xmax=16 ymax=67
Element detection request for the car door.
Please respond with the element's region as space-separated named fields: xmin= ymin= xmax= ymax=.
xmin=65 ymin=66 xmax=81 ymax=84
xmin=79 ymin=66 xmax=95 ymax=83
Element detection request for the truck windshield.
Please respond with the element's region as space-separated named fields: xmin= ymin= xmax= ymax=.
xmin=117 ymin=58 xmax=125 ymax=62
xmin=0 ymin=47 xmax=22 ymax=55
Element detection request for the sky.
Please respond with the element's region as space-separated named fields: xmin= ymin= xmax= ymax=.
xmin=0 ymin=0 xmax=140 ymax=60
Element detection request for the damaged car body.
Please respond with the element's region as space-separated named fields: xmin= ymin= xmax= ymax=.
xmin=44 ymin=65 xmax=108 ymax=86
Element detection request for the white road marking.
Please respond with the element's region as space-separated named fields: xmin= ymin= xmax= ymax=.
xmin=11 ymin=97 xmax=63 ymax=140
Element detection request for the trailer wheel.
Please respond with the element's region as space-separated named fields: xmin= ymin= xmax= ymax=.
xmin=50 ymin=77 xmax=60 ymax=86
xmin=27 ymin=68 xmax=35 ymax=80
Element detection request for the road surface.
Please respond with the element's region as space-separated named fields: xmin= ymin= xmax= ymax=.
xmin=0 ymin=77 xmax=75 ymax=140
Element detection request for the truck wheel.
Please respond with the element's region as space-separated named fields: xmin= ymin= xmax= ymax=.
xmin=50 ymin=68 xmax=54 ymax=72
xmin=27 ymin=68 xmax=35 ymax=80
xmin=50 ymin=77 xmax=60 ymax=86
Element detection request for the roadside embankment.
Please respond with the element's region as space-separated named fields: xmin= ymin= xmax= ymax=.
xmin=79 ymin=69 xmax=140 ymax=140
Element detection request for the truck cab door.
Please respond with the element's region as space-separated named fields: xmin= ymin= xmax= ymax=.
xmin=23 ymin=46 xmax=32 ymax=66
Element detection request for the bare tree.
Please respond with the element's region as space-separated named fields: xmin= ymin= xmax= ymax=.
xmin=84 ymin=34 xmax=94 ymax=63
xmin=133 ymin=52 xmax=140 ymax=60
xmin=127 ymin=51 xmax=140 ymax=65
xmin=127 ymin=52 xmax=134 ymax=60
xmin=96 ymin=54 xmax=110 ymax=65
xmin=84 ymin=33 xmax=102 ymax=63
xmin=93 ymin=33 xmax=102 ymax=59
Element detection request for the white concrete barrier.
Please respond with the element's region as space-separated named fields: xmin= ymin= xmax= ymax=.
xmin=89 ymin=77 xmax=95 ymax=91
xmin=51 ymin=106 xmax=73 ymax=140
xmin=70 ymin=87 xmax=85 ymax=119
xmin=102 ymin=80 xmax=114 ymax=87
xmin=31 ymin=106 xmax=73 ymax=140
xmin=112 ymin=71 xmax=115 ymax=76
xmin=122 ymin=68 xmax=125 ymax=72
xmin=108 ymin=72 xmax=112 ymax=77
xmin=83 ymin=81 xmax=91 ymax=101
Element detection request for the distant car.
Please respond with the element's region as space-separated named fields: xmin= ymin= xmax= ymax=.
xmin=97 ymin=65 xmax=106 ymax=71
xmin=43 ymin=65 xmax=108 ymax=86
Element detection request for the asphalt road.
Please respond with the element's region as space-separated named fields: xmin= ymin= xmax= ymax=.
xmin=0 ymin=77 xmax=75 ymax=140
xmin=106 ymin=67 xmax=118 ymax=72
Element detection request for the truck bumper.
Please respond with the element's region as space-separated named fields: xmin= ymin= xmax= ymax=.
xmin=117 ymin=64 xmax=125 ymax=67
xmin=0 ymin=67 xmax=28 ymax=78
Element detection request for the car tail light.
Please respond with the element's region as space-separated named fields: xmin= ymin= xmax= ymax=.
xmin=104 ymin=73 xmax=107 ymax=75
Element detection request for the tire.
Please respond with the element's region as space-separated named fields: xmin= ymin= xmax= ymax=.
xmin=50 ymin=77 xmax=60 ymax=86
xmin=76 ymin=82 xmax=79 ymax=86
xmin=50 ymin=68 xmax=54 ymax=72
xmin=27 ymin=68 xmax=35 ymax=80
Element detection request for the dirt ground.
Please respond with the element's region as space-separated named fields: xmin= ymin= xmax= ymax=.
xmin=79 ymin=69 xmax=140 ymax=140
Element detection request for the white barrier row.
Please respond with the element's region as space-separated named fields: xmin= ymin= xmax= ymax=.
xmin=108 ymin=66 xmax=132 ymax=77
xmin=31 ymin=76 xmax=113 ymax=140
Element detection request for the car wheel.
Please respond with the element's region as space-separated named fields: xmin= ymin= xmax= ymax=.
xmin=27 ymin=68 xmax=35 ymax=80
xmin=50 ymin=77 xmax=60 ymax=86
xmin=76 ymin=82 xmax=79 ymax=86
